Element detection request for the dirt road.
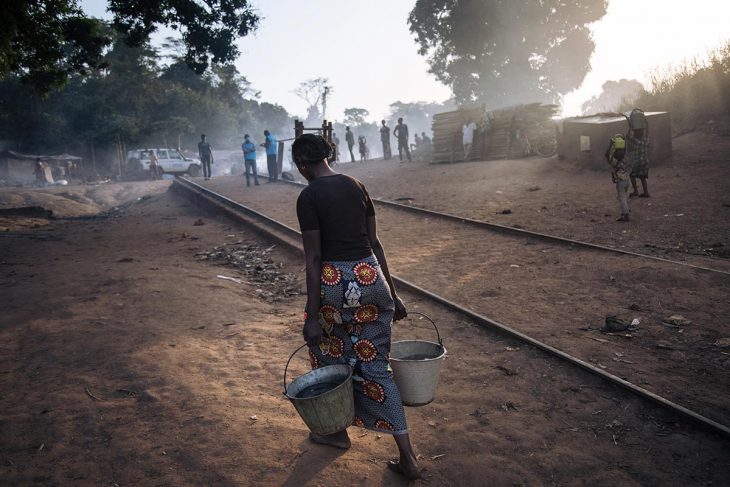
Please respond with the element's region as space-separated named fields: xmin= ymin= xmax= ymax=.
xmin=1 ymin=184 xmax=728 ymax=485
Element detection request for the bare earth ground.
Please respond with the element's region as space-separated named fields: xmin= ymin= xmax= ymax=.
xmin=202 ymin=132 xmax=730 ymax=427
xmin=1 ymin=134 xmax=729 ymax=486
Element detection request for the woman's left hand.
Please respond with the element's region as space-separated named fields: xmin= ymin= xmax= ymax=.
xmin=393 ymin=296 xmax=407 ymax=321
xmin=303 ymin=317 xmax=322 ymax=347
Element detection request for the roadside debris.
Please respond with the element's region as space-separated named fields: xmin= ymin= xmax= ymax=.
xmin=193 ymin=219 xmax=205 ymax=226
xmin=217 ymin=275 xmax=243 ymax=284
xmin=663 ymin=315 xmax=691 ymax=327
xmin=602 ymin=316 xmax=639 ymax=333
xmin=198 ymin=243 xmax=299 ymax=302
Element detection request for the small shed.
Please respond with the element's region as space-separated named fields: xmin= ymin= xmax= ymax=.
xmin=557 ymin=112 xmax=672 ymax=168
xmin=0 ymin=150 xmax=83 ymax=184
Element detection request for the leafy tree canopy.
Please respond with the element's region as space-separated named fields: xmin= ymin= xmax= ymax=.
xmin=408 ymin=0 xmax=608 ymax=108
xmin=343 ymin=108 xmax=369 ymax=126
xmin=1 ymin=0 xmax=259 ymax=94
xmin=581 ymin=79 xmax=644 ymax=115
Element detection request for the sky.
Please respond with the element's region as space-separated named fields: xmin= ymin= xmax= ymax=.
xmin=81 ymin=0 xmax=730 ymax=119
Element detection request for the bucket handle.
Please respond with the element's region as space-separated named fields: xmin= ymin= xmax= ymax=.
xmin=283 ymin=343 xmax=308 ymax=396
xmin=408 ymin=311 xmax=443 ymax=347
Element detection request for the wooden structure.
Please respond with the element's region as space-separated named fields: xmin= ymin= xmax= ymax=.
xmin=293 ymin=119 xmax=336 ymax=164
xmin=0 ymin=150 xmax=82 ymax=185
xmin=431 ymin=103 xmax=559 ymax=163
xmin=557 ymin=112 xmax=672 ymax=169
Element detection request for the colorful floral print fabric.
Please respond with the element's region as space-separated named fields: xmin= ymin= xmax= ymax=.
xmin=308 ymin=255 xmax=408 ymax=434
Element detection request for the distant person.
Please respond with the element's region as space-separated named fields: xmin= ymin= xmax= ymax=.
xmin=358 ymin=135 xmax=368 ymax=162
xmin=462 ymin=121 xmax=477 ymax=161
xmin=411 ymin=133 xmax=422 ymax=152
xmin=261 ymin=129 xmax=278 ymax=182
xmin=34 ymin=158 xmax=48 ymax=187
xmin=421 ymin=132 xmax=431 ymax=148
xmin=380 ymin=120 xmax=392 ymax=160
xmin=242 ymin=134 xmax=260 ymax=187
xmin=628 ymin=128 xmax=650 ymax=198
xmin=345 ymin=126 xmax=356 ymax=162
xmin=332 ymin=132 xmax=341 ymax=162
xmin=148 ymin=150 xmax=161 ymax=180
xmin=605 ymin=133 xmax=630 ymax=222
xmin=65 ymin=160 xmax=74 ymax=181
xmin=198 ymin=134 xmax=214 ymax=180
xmin=393 ymin=117 xmax=411 ymax=162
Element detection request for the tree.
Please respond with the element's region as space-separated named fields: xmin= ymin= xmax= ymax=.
xmin=1 ymin=1 xmax=110 ymax=93
xmin=343 ymin=108 xmax=370 ymax=126
xmin=581 ymin=79 xmax=644 ymax=115
xmin=408 ymin=0 xmax=608 ymax=107
xmin=294 ymin=77 xmax=331 ymax=122
xmin=1 ymin=0 xmax=259 ymax=93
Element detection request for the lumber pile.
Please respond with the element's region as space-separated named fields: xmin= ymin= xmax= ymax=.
xmin=431 ymin=103 xmax=559 ymax=162
xmin=431 ymin=106 xmax=485 ymax=163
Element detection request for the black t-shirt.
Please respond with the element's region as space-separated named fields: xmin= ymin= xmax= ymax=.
xmin=296 ymin=174 xmax=376 ymax=261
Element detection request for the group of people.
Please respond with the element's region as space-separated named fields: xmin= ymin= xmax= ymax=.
xmin=334 ymin=118 xmax=430 ymax=164
xmin=34 ymin=158 xmax=75 ymax=186
xmin=241 ymin=130 xmax=278 ymax=187
xmin=194 ymin=131 xmax=279 ymax=186
xmin=605 ymin=109 xmax=651 ymax=222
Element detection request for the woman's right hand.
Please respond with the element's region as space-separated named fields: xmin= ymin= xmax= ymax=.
xmin=393 ymin=296 xmax=407 ymax=321
xmin=303 ymin=317 xmax=322 ymax=347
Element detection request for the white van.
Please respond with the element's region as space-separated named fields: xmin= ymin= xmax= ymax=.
xmin=127 ymin=148 xmax=202 ymax=177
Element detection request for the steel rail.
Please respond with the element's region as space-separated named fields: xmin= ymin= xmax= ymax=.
xmin=274 ymin=178 xmax=729 ymax=276
xmin=173 ymin=176 xmax=730 ymax=439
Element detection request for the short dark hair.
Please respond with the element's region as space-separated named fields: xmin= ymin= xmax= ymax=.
xmin=201 ymin=134 xmax=206 ymax=139
xmin=292 ymin=134 xmax=332 ymax=164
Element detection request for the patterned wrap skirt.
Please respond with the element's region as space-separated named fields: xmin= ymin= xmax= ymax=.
xmin=308 ymin=254 xmax=408 ymax=435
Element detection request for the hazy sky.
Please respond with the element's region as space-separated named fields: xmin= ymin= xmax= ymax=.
xmin=82 ymin=0 xmax=729 ymax=119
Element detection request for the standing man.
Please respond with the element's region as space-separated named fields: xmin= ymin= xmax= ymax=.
xmin=198 ymin=134 xmax=213 ymax=180
xmin=393 ymin=117 xmax=411 ymax=162
xmin=148 ymin=150 xmax=161 ymax=180
xmin=421 ymin=132 xmax=432 ymax=148
xmin=242 ymin=134 xmax=259 ymax=187
xmin=261 ymin=129 xmax=278 ymax=182
xmin=462 ymin=121 xmax=477 ymax=161
xmin=380 ymin=120 xmax=392 ymax=160
xmin=345 ymin=126 xmax=355 ymax=162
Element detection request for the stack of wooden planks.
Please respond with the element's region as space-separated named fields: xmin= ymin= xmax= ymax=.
xmin=431 ymin=103 xmax=559 ymax=162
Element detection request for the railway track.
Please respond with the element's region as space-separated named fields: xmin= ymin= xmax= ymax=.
xmin=277 ymin=178 xmax=729 ymax=276
xmin=172 ymin=176 xmax=730 ymax=440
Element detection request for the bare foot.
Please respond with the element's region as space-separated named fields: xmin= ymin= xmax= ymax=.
xmin=387 ymin=459 xmax=422 ymax=481
xmin=308 ymin=431 xmax=351 ymax=450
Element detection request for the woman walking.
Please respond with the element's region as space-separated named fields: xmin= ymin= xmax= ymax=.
xmin=293 ymin=134 xmax=421 ymax=480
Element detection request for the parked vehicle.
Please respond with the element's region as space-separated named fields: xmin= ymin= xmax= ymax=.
xmin=127 ymin=148 xmax=202 ymax=177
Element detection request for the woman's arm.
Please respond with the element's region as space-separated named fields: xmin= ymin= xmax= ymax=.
xmin=302 ymin=229 xmax=323 ymax=346
xmin=367 ymin=215 xmax=407 ymax=321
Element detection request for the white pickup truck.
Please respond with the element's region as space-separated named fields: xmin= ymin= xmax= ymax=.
xmin=127 ymin=148 xmax=202 ymax=177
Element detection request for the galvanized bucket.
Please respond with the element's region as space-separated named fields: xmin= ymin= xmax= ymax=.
xmin=283 ymin=344 xmax=355 ymax=435
xmin=391 ymin=312 xmax=446 ymax=407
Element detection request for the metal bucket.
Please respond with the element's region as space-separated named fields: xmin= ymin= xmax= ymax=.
xmin=390 ymin=313 xmax=446 ymax=407
xmin=283 ymin=344 xmax=355 ymax=435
